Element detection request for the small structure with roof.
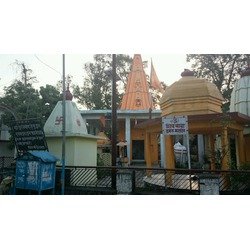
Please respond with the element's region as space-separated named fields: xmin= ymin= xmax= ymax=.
xmin=44 ymin=87 xmax=101 ymax=167
xmin=230 ymin=66 xmax=250 ymax=163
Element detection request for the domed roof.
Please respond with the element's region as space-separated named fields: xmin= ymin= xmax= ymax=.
xmin=230 ymin=68 xmax=250 ymax=116
xmin=160 ymin=70 xmax=224 ymax=116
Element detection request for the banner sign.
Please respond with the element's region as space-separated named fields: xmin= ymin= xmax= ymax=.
xmin=162 ymin=115 xmax=188 ymax=135
xmin=11 ymin=119 xmax=48 ymax=155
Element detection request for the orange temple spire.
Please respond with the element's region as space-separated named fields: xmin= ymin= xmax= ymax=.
xmin=120 ymin=54 xmax=153 ymax=110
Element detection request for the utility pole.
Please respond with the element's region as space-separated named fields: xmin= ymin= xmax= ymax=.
xmin=22 ymin=63 xmax=28 ymax=85
xmin=111 ymin=54 xmax=117 ymax=189
xmin=61 ymin=54 xmax=66 ymax=195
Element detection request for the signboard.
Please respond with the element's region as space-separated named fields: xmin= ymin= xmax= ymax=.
xmin=162 ymin=115 xmax=188 ymax=135
xmin=11 ymin=119 xmax=48 ymax=155
xmin=162 ymin=115 xmax=191 ymax=170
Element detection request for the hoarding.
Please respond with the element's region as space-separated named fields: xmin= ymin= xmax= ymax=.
xmin=162 ymin=115 xmax=188 ymax=135
xmin=11 ymin=119 xmax=48 ymax=155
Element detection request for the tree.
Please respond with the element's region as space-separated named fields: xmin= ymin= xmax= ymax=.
xmin=39 ymin=84 xmax=61 ymax=122
xmin=0 ymin=61 xmax=61 ymax=126
xmin=73 ymin=54 xmax=133 ymax=110
xmin=0 ymin=61 xmax=40 ymax=124
xmin=186 ymin=54 xmax=249 ymax=112
xmin=149 ymin=82 xmax=167 ymax=109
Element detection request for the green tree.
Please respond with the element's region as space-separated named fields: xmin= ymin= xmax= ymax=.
xmin=73 ymin=54 xmax=133 ymax=110
xmin=0 ymin=61 xmax=40 ymax=124
xmin=186 ymin=54 xmax=248 ymax=112
xmin=149 ymin=82 xmax=167 ymax=109
xmin=39 ymin=84 xmax=61 ymax=122
xmin=0 ymin=61 xmax=61 ymax=126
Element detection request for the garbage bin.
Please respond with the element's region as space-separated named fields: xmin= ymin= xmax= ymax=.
xmin=15 ymin=151 xmax=58 ymax=194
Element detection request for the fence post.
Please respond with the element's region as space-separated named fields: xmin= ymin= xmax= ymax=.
xmin=164 ymin=168 xmax=167 ymax=189
xmin=116 ymin=168 xmax=133 ymax=194
xmin=199 ymin=174 xmax=220 ymax=195
xmin=132 ymin=169 xmax=135 ymax=193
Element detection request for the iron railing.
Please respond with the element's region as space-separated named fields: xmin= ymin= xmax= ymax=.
xmin=0 ymin=157 xmax=15 ymax=183
xmin=0 ymin=156 xmax=14 ymax=169
xmin=54 ymin=166 xmax=250 ymax=195
xmin=2 ymin=163 xmax=250 ymax=194
xmin=55 ymin=166 xmax=115 ymax=195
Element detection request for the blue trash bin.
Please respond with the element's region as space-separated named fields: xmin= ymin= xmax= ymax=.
xmin=15 ymin=151 xmax=58 ymax=194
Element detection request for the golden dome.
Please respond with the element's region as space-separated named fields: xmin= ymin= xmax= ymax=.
xmin=160 ymin=70 xmax=224 ymax=116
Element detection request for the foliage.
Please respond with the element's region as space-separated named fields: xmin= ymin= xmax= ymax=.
xmin=0 ymin=81 xmax=40 ymax=124
xmin=149 ymin=82 xmax=166 ymax=109
xmin=0 ymin=61 xmax=61 ymax=126
xmin=73 ymin=54 xmax=133 ymax=110
xmin=39 ymin=84 xmax=61 ymax=122
xmin=186 ymin=54 xmax=249 ymax=112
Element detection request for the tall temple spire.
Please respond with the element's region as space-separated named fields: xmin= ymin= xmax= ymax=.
xmin=120 ymin=54 xmax=153 ymax=110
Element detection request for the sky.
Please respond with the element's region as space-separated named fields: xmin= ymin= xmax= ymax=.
xmin=0 ymin=53 xmax=191 ymax=97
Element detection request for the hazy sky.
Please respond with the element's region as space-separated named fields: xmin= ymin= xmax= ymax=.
xmin=0 ymin=54 xmax=191 ymax=96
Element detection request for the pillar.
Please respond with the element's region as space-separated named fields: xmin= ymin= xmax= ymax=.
xmin=221 ymin=127 xmax=230 ymax=170
xmin=165 ymin=135 xmax=175 ymax=186
xmin=237 ymin=130 xmax=246 ymax=167
xmin=197 ymin=134 xmax=205 ymax=164
xmin=145 ymin=132 xmax=152 ymax=176
xmin=220 ymin=127 xmax=230 ymax=190
xmin=208 ymin=134 xmax=215 ymax=170
xmin=125 ymin=117 xmax=131 ymax=164
xmin=235 ymin=132 xmax=240 ymax=167
xmin=160 ymin=134 xmax=166 ymax=168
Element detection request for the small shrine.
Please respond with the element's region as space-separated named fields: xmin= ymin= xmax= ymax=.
xmin=44 ymin=86 xmax=101 ymax=167
xmin=230 ymin=66 xmax=250 ymax=163
xmin=81 ymin=54 xmax=163 ymax=165
xmin=136 ymin=69 xmax=250 ymax=172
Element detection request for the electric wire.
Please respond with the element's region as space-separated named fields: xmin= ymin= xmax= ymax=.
xmin=34 ymin=54 xmax=61 ymax=76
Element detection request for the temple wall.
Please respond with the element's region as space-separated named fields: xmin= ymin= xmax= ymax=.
xmin=46 ymin=136 xmax=97 ymax=166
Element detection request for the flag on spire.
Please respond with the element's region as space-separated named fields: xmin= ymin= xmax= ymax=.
xmin=150 ymin=59 xmax=163 ymax=93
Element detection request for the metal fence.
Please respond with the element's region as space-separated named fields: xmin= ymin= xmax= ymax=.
xmin=1 ymin=162 xmax=250 ymax=194
xmin=0 ymin=157 xmax=14 ymax=169
xmin=0 ymin=157 xmax=15 ymax=183
xmin=54 ymin=166 xmax=250 ymax=195
xmin=55 ymin=166 xmax=115 ymax=195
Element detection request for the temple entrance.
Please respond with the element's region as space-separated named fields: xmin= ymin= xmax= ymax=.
xmin=132 ymin=140 xmax=145 ymax=161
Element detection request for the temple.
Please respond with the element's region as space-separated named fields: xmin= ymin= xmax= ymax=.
xmin=43 ymin=86 xmax=100 ymax=167
xmin=82 ymin=54 xmax=162 ymax=165
xmin=2 ymin=54 xmax=250 ymax=172
xmin=136 ymin=68 xmax=250 ymax=175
